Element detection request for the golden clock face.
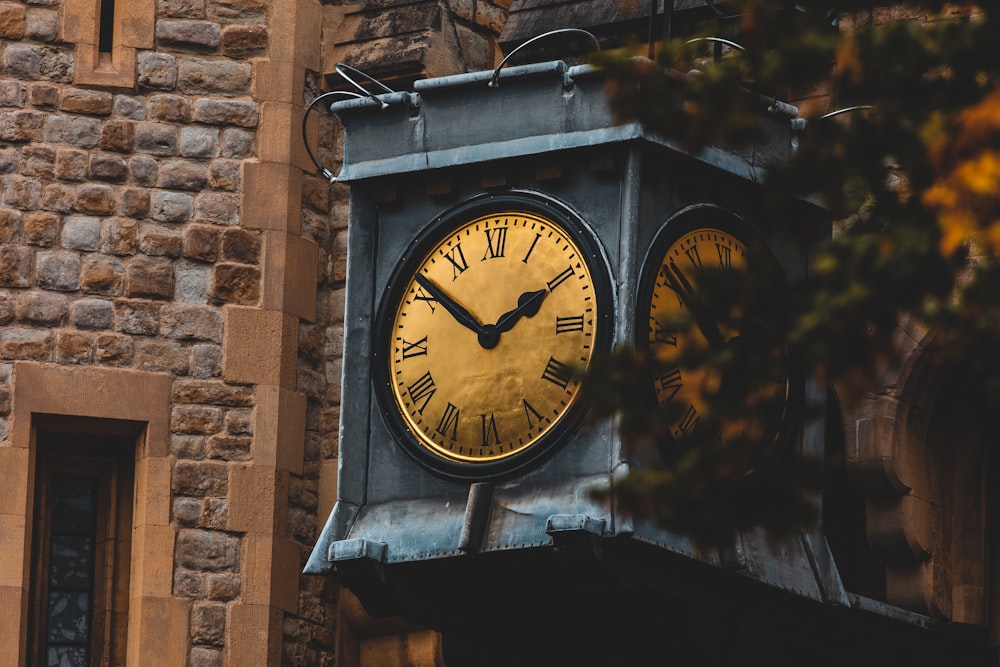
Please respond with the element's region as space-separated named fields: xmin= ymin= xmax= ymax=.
xmin=644 ymin=213 xmax=788 ymax=444
xmin=380 ymin=199 xmax=608 ymax=478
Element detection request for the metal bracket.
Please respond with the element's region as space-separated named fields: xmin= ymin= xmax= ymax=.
xmin=545 ymin=513 xmax=606 ymax=537
xmin=329 ymin=538 xmax=388 ymax=564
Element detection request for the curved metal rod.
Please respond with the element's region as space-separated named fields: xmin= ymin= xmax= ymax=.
xmin=302 ymin=90 xmax=366 ymax=183
xmin=819 ymin=105 xmax=876 ymax=119
xmin=490 ymin=28 xmax=600 ymax=88
xmin=334 ymin=63 xmax=395 ymax=109
xmin=684 ymin=36 xmax=745 ymax=51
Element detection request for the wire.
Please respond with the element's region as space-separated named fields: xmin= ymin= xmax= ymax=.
xmin=301 ymin=90 xmax=366 ymax=183
xmin=818 ymin=105 xmax=876 ymax=119
xmin=490 ymin=28 xmax=600 ymax=88
xmin=334 ymin=63 xmax=395 ymax=109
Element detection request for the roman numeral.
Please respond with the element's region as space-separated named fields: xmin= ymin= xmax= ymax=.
xmin=523 ymin=399 xmax=545 ymax=430
xmin=522 ymin=232 xmax=541 ymax=263
xmin=406 ymin=371 xmax=437 ymax=414
xmin=541 ymin=356 xmax=573 ymax=390
xmin=400 ymin=336 xmax=428 ymax=359
xmin=444 ymin=243 xmax=469 ymax=279
xmin=480 ymin=413 xmax=500 ymax=446
xmin=436 ymin=402 xmax=460 ymax=440
xmin=482 ymin=227 xmax=507 ymax=260
xmin=546 ymin=265 xmax=576 ymax=291
xmin=715 ymin=242 xmax=732 ymax=268
xmin=674 ymin=405 xmax=700 ymax=437
xmin=653 ymin=323 xmax=677 ymax=347
xmin=684 ymin=245 xmax=702 ymax=269
xmin=413 ymin=286 xmax=437 ymax=313
xmin=555 ymin=314 xmax=585 ymax=334
xmin=656 ymin=366 xmax=683 ymax=403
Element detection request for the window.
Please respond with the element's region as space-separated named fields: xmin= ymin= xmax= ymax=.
xmin=29 ymin=433 xmax=135 ymax=667
xmin=61 ymin=0 xmax=154 ymax=88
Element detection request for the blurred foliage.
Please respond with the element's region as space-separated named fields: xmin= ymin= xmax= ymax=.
xmin=587 ymin=1 xmax=1000 ymax=549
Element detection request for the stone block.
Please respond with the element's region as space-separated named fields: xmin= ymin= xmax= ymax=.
xmin=161 ymin=0 xmax=207 ymax=19
xmin=99 ymin=119 xmax=135 ymax=152
xmin=157 ymin=19 xmax=221 ymax=52
xmin=193 ymin=98 xmax=258 ymax=127
xmin=113 ymin=94 xmax=146 ymax=119
xmin=152 ymin=190 xmax=194 ymax=223
xmin=174 ymin=260 xmax=211 ymax=303
xmin=73 ymin=256 xmax=118 ymax=301
xmin=89 ymin=152 xmax=128 ymax=182
xmin=1 ymin=175 xmax=41 ymax=209
xmin=219 ymin=128 xmax=253 ymax=157
xmin=178 ymin=58 xmax=251 ymax=95
xmin=71 ymin=297 xmax=114 ymax=329
xmin=190 ymin=343 xmax=221 ymax=378
xmin=14 ymin=290 xmax=66 ymax=325
xmin=139 ymin=223 xmax=183 ymax=257
xmin=222 ymin=307 xmax=298 ymax=387
xmin=158 ymin=158 xmax=208 ymax=191
xmin=242 ymin=161 xmax=300 ymax=232
xmin=135 ymin=121 xmax=178 ymax=156
xmin=43 ymin=114 xmax=100 ymax=147
xmin=135 ymin=339 xmax=189 ymax=374
xmin=0 ymin=208 xmax=21 ymax=244
xmin=24 ymin=7 xmax=57 ymax=41
xmin=149 ymin=94 xmax=192 ymax=123
xmin=0 ymin=109 xmax=44 ymax=142
xmin=182 ymin=224 xmax=221 ymax=261
xmin=28 ymin=83 xmax=56 ymax=108
xmin=20 ymin=144 xmax=54 ymax=178
xmin=207 ymin=159 xmax=239 ymax=190
xmin=174 ymin=496 xmax=202 ymax=526
xmin=161 ymin=303 xmax=223 ymax=342
xmin=59 ymin=88 xmax=113 ymax=115
xmin=94 ymin=333 xmax=133 ymax=365
xmin=170 ymin=379 xmax=253 ymax=407
xmin=211 ymin=263 xmax=259 ymax=305
xmin=221 ymin=228 xmax=260 ymax=264
xmin=20 ymin=211 xmax=53 ymax=246
xmin=129 ymin=155 xmax=159 ymax=186
xmin=74 ymin=183 xmax=116 ymax=214
xmin=35 ymin=249 xmax=80 ymax=291
xmin=119 ymin=188 xmax=150 ymax=218
xmin=55 ymin=330 xmax=94 ymax=364
xmin=261 ymin=231 xmax=318 ymax=321
xmin=0 ymin=3 xmax=25 ymax=38
xmin=222 ymin=24 xmax=267 ymax=59
xmin=114 ymin=299 xmax=160 ymax=335
xmin=191 ymin=602 xmax=226 ymax=645
xmin=175 ymin=528 xmax=239 ymax=571
xmin=171 ymin=405 xmax=224 ymax=436
xmin=0 ymin=327 xmax=52 ymax=359
xmin=54 ymin=148 xmax=87 ymax=181
xmin=100 ymin=217 xmax=138 ymax=256
xmin=205 ymin=573 xmax=239 ymax=601
xmin=137 ymin=51 xmax=178 ymax=89
xmin=124 ymin=255 xmax=174 ymax=299
xmin=40 ymin=183 xmax=74 ymax=213
xmin=61 ymin=215 xmax=100 ymax=250
xmin=194 ymin=193 xmax=238 ymax=225
xmin=180 ymin=126 xmax=220 ymax=158
xmin=3 ymin=43 xmax=41 ymax=78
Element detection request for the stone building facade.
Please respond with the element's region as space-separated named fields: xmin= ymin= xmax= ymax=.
xmin=1 ymin=0 xmax=997 ymax=666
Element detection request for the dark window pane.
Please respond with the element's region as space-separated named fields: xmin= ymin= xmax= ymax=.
xmin=47 ymin=645 xmax=88 ymax=667
xmin=50 ymin=478 xmax=96 ymax=534
xmin=49 ymin=535 xmax=94 ymax=588
xmin=45 ymin=591 xmax=90 ymax=644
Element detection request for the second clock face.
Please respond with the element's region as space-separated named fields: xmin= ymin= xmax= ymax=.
xmin=380 ymin=199 xmax=608 ymax=478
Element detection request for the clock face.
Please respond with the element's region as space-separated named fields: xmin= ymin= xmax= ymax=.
xmin=377 ymin=196 xmax=610 ymax=479
xmin=642 ymin=207 xmax=789 ymax=445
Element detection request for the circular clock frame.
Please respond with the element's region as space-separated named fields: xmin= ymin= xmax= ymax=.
xmin=637 ymin=204 xmax=796 ymax=449
xmin=374 ymin=192 xmax=614 ymax=481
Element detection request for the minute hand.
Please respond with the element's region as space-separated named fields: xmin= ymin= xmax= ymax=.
xmin=414 ymin=274 xmax=485 ymax=335
xmin=665 ymin=261 xmax=727 ymax=348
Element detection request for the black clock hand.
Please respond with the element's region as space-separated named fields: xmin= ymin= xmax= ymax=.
xmin=665 ymin=261 xmax=727 ymax=348
xmin=478 ymin=289 xmax=547 ymax=349
xmin=413 ymin=273 xmax=485 ymax=335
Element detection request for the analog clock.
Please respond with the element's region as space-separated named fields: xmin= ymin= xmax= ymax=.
xmin=640 ymin=205 xmax=790 ymax=445
xmin=376 ymin=194 xmax=612 ymax=479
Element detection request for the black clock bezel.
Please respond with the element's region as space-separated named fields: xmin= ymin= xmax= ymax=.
xmin=636 ymin=203 xmax=801 ymax=450
xmin=373 ymin=190 xmax=615 ymax=482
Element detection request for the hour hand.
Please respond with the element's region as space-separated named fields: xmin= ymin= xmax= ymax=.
xmin=478 ymin=289 xmax=547 ymax=349
xmin=414 ymin=274 xmax=485 ymax=335
xmin=665 ymin=261 xmax=726 ymax=348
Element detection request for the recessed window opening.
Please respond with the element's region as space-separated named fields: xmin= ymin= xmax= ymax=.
xmin=29 ymin=431 xmax=135 ymax=667
xmin=98 ymin=0 xmax=115 ymax=53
